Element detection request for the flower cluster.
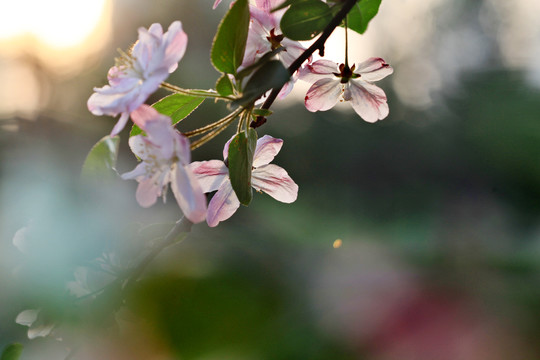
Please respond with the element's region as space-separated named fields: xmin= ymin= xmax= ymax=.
xmin=86 ymin=1 xmax=393 ymax=226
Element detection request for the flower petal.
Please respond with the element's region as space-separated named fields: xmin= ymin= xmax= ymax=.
xmin=206 ymin=180 xmax=240 ymax=227
xmin=126 ymin=135 xmax=151 ymax=161
xmin=110 ymin=112 xmax=130 ymax=136
xmin=121 ymin=162 xmax=147 ymax=181
xmin=252 ymin=164 xmax=298 ymax=203
xmin=170 ymin=163 xmax=207 ymax=224
xmin=355 ymin=57 xmax=393 ymax=82
xmin=135 ymin=173 xmax=162 ymax=208
xmin=299 ymin=59 xmax=338 ymax=83
xmin=253 ymin=135 xmax=283 ymax=167
xmin=222 ymin=135 xmax=235 ymax=161
xmin=344 ymin=81 xmax=389 ymax=122
xmin=304 ymin=78 xmax=342 ymax=112
xmin=190 ymin=160 xmax=229 ymax=193
xmin=15 ymin=309 xmax=39 ymax=327
xmin=163 ymin=21 xmax=188 ymax=73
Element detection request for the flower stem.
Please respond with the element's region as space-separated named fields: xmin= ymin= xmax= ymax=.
xmin=184 ymin=108 xmax=243 ymax=138
xmin=344 ymin=16 xmax=349 ymax=68
xmin=122 ymin=217 xmax=193 ymax=292
xmin=161 ymin=82 xmax=234 ymax=101
xmin=190 ymin=119 xmax=235 ymax=150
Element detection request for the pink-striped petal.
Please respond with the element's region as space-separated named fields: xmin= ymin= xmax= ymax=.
xmin=304 ymin=78 xmax=342 ymax=112
xmin=253 ymin=135 xmax=283 ymax=167
xmin=299 ymin=59 xmax=338 ymax=83
xmin=170 ymin=164 xmax=207 ymax=223
xmin=344 ymin=81 xmax=389 ymax=122
xmin=252 ymin=164 xmax=298 ymax=203
xmin=190 ymin=160 xmax=229 ymax=193
xmin=206 ymin=180 xmax=241 ymax=227
xmin=355 ymin=57 xmax=393 ymax=82
xmin=213 ymin=0 xmax=222 ymax=9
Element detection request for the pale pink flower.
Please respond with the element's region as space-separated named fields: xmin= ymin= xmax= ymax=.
xmin=212 ymin=0 xmax=222 ymax=9
xmin=88 ymin=21 xmax=188 ymax=135
xmin=190 ymin=135 xmax=298 ymax=227
xmin=300 ymin=58 xmax=394 ymax=122
xmin=121 ymin=105 xmax=206 ymax=223
xmin=244 ymin=0 xmax=306 ymax=69
xmin=242 ymin=0 xmax=308 ymax=102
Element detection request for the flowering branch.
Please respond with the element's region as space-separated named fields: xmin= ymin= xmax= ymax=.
xmin=252 ymin=0 xmax=360 ymax=128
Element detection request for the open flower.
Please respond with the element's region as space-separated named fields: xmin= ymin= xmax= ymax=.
xmin=121 ymin=105 xmax=206 ymax=223
xmin=88 ymin=21 xmax=188 ymax=135
xmin=244 ymin=0 xmax=306 ymax=69
xmin=190 ymin=135 xmax=298 ymax=227
xmin=300 ymin=58 xmax=394 ymax=122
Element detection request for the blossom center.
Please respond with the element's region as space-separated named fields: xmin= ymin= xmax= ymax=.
xmin=333 ymin=63 xmax=360 ymax=84
xmin=266 ymin=28 xmax=285 ymax=51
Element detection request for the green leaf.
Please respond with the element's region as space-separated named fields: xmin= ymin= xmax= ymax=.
xmin=216 ymin=74 xmax=235 ymax=97
xmin=81 ymin=135 xmax=120 ymax=180
xmin=1 ymin=343 xmax=23 ymax=360
xmin=130 ymin=94 xmax=205 ymax=137
xmin=345 ymin=0 xmax=382 ymax=35
xmin=211 ymin=0 xmax=250 ymax=75
xmin=233 ymin=60 xmax=290 ymax=107
xmin=228 ymin=129 xmax=257 ymax=206
xmin=271 ymin=0 xmax=311 ymax=12
xmin=280 ymin=0 xmax=333 ymax=40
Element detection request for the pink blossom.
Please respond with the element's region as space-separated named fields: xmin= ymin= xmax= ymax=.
xmin=121 ymin=105 xmax=206 ymax=223
xmin=88 ymin=22 xmax=188 ymax=136
xmin=212 ymin=0 xmax=223 ymax=8
xmin=300 ymin=58 xmax=394 ymax=122
xmin=190 ymin=134 xmax=298 ymax=227
xmin=244 ymin=0 xmax=306 ymax=69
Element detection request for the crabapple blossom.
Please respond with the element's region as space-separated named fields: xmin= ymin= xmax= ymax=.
xmin=190 ymin=135 xmax=298 ymax=227
xmin=300 ymin=58 xmax=394 ymax=122
xmin=244 ymin=0 xmax=306 ymax=69
xmin=88 ymin=21 xmax=188 ymax=136
xmin=121 ymin=105 xmax=206 ymax=223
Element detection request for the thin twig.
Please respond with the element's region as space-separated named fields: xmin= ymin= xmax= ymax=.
xmin=121 ymin=217 xmax=193 ymax=291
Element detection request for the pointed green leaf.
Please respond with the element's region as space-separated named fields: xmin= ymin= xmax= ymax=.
xmin=344 ymin=0 xmax=382 ymax=35
xmin=228 ymin=129 xmax=257 ymax=206
xmin=130 ymin=94 xmax=205 ymax=137
xmin=216 ymin=74 xmax=235 ymax=97
xmin=1 ymin=343 xmax=23 ymax=360
xmin=81 ymin=135 xmax=120 ymax=180
xmin=280 ymin=0 xmax=333 ymax=40
xmin=233 ymin=60 xmax=290 ymax=107
xmin=211 ymin=0 xmax=250 ymax=75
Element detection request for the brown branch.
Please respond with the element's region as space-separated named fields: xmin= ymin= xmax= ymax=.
xmin=251 ymin=0 xmax=360 ymax=128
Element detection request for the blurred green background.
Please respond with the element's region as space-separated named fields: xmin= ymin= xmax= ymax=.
xmin=1 ymin=0 xmax=540 ymax=359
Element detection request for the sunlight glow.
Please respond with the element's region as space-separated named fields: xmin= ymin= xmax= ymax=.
xmin=0 ymin=0 xmax=107 ymax=48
